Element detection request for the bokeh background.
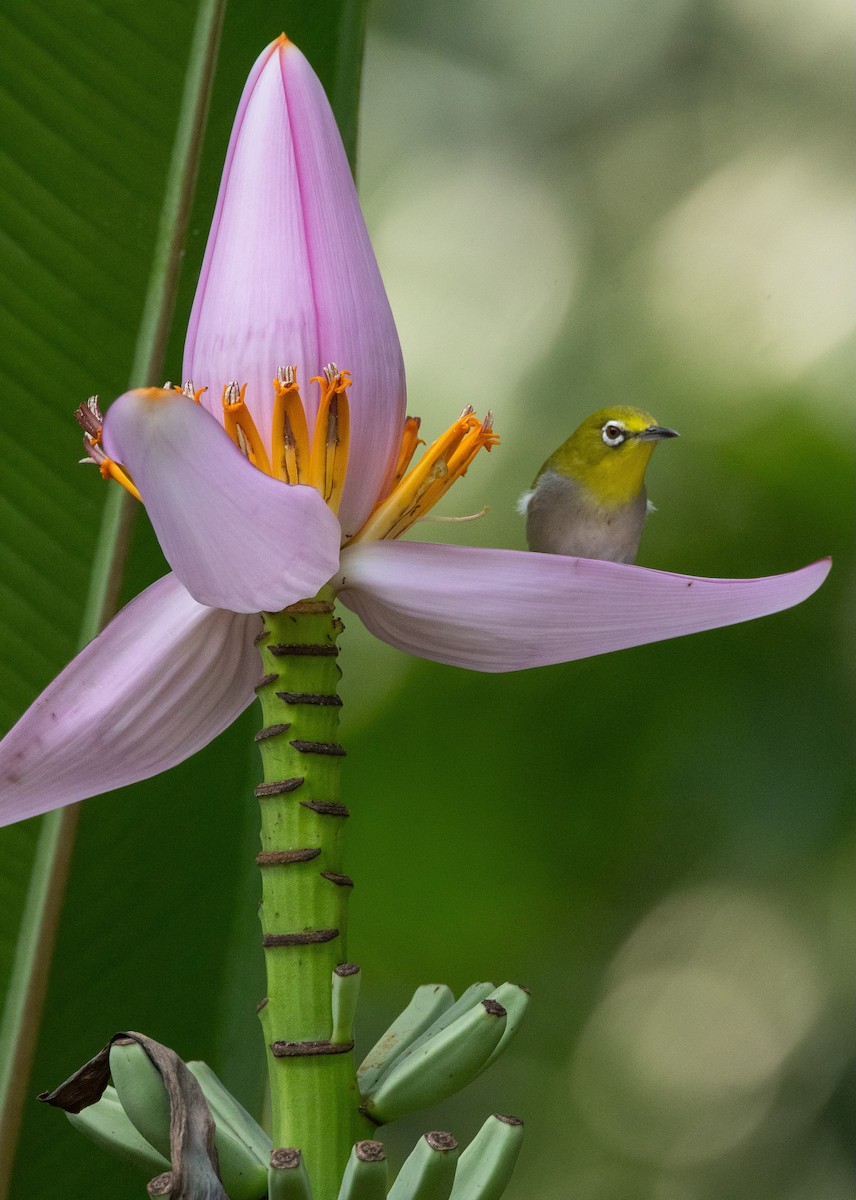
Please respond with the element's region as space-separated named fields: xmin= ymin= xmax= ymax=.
xmin=0 ymin=1 xmax=852 ymax=1197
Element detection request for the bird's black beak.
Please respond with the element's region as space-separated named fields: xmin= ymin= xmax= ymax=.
xmin=635 ymin=425 xmax=679 ymax=442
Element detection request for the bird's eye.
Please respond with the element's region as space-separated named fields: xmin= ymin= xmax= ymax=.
xmin=602 ymin=422 xmax=626 ymax=447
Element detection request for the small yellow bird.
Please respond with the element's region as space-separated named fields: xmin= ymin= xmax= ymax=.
xmin=519 ymin=406 xmax=678 ymax=563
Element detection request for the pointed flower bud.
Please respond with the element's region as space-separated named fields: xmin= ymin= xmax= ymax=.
xmin=183 ymin=35 xmax=406 ymax=538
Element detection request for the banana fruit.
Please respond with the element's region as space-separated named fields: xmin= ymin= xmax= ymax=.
xmin=108 ymin=1040 xmax=269 ymax=1200
xmin=448 ymin=1114 xmax=524 ymax=1200
xmin=65 ymin=1085 xmax=170 ymax=1176
xmin=336 ymin=1139 xmax=388 ymax=1200
xmin=360 ymin=981 xmax=527 ymax=1124
xmin=387 ymin=1131 xmax=459 ymax=1200
xmin=358 ymin=984 xmax=454 ymax=1094
xmin=268 ymin=1146 xmax=313 ymax=1200
xmin=331 ymin=963 xmax=362 ymax=1045
xmin=362 ymin=999 xmax=507 ymax=1124
xmin=478 ymin=983 xmax=529 ymax=1071
xmin=389 ymin=984 xmax=495 ymax=1064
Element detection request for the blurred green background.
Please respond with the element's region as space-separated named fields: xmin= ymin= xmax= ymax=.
xmin=0 ymin=0 xmax=852 ymax=1197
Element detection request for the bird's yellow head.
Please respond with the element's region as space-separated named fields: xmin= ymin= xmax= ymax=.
xmin=539 ymin=406 xmax=678 ymax=508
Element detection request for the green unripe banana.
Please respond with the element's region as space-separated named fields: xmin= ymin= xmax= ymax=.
xmin=186 ymin=1062 xmax=271 ymax=1167
xmin=382 ymin=983 xmax=495 ymax=1071
xmin=448 ymin=1114 xmax=524 ymax=1200
xmin=331 ymin=963 xmax=362 ymax=1045
xmin=363 ymin=999 xmax=507 ymax=1124
xmin=268 ymin=1147 xmax=313 ymax=1200
xmin=65 ymin=1085 xmax=170 ymax=1176
xmin=109 ymin=1042 xmax=268 ymax=1200
xmin=358 ymin=983 xmax=454 ymax=1094
xmin=480 ymin=983 xmax=529 ymax=1071
xmin=387 ymin=1131 xmax=459 ymax=1200
xmin=336 ymin=1140 xmax=388 ymax=1200
xmin=108 ymin=1041 xmax=172 ymax=1160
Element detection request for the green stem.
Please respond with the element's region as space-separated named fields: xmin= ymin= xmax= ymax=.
xmin=254 ymin=589 xmax=372 ymax=1197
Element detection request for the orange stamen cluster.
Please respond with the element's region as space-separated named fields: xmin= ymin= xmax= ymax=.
xmin=350 ymin=405 xmax=499 ymax=544
xmin=222 ymin=365 xmax=352 ymax=514
xmin=75 ymin=374 xmax=498 ymax=544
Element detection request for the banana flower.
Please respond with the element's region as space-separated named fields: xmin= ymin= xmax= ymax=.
xmin=0 ymin=37 xmax=829 ymax=826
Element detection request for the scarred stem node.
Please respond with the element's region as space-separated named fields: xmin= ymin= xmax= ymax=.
xmin=253 ymin=593 xmax=372 ymax=1196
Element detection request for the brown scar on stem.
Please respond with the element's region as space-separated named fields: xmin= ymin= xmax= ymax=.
xmin=300 ymin=800 xmax=349 ymax=817
xmin=276 ymin=691 xmax=343 ymax=707
xmin=255 ymin=673 xmax=280 ymax=690
xmin=270 ymin=1039 xmax=354 ymax=1058
xmin=263 ymin=929 xmax=339 ymax=947
xmin=256 ymin=848 xmax=321 ymax=866
xmin=254 ymin=723 xmax=292 ymax=741
xmin=253 ymin=778 xmax=305 ymax=797
xmin=321 ymin=871 xmax=354 ymax=888
xmin=268 ymin=643 xmax=339 ymax=657
xmin=289 ymin=739 xmax=346 ymax=757
xmin=334 ymin=963 xmax=360 ymax=977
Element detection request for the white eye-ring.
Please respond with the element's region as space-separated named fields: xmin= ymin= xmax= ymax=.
xmin=602 ymin=421 xmax=626 ymax=447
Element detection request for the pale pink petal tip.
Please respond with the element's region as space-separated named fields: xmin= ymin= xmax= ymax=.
xmin=337 ymin=542 xmax=830 ymax=672
xmin=0 ymin=575 xmax=261 ymax=825
xmin=103 ymin=390 xmax=341 ymax=613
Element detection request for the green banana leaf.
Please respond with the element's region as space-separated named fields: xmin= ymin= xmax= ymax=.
xmin=0 ymin=2 xmax=367 ymax=1195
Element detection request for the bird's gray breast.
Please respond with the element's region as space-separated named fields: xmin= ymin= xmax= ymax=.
xmin=524 ymin=470 xmax=648 ymax=563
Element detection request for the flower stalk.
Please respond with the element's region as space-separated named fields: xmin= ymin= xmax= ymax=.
xmin=253 ymin=588 xmax=371 ymax=1193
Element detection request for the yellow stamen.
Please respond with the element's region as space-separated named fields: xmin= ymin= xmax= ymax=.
xmin=392 ymin=417 xmax=423 ymax=487
xmin=222 ymin=382 xmax=272 ymax=474
xmin=308 ymin=366 xmax=351 ymax=513
xmin=446 ymin=412 xmax=498 ymax=479
xmin=99 ymin=456 xmax=142 ymax=502
xmin=349 ymin=406 xmax=498 ymax=544
xmin=271 ymin=367 xmax=310 ymax=484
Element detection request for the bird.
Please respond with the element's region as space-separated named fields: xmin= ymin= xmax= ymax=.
xmin=518 ymin=406 xmax=678 ymax=564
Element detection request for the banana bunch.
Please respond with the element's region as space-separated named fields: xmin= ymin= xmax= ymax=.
xmin=358 ymin=981 xmax=529 ymax=1123
xmin=66 ymin=976 xmax=527 ymax=1199
xmin=325 ymin=1116 xmax=523 ymax=1200
xmin=266 ymin=977 xmax=528 ymax=1198
xmin=68 ymin=1040 xmax=270 ymax=1200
